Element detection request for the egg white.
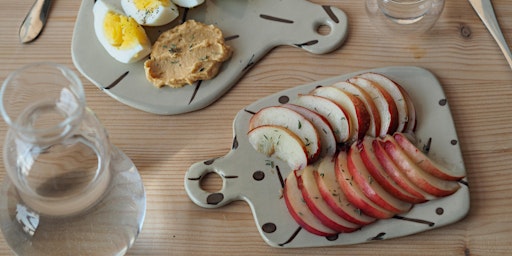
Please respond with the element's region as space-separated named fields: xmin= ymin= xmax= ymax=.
xmin=172 ymin=0 xmax=205 ymax=8
xmin=121 ymin=0 xmax=179 ymax=26
xmin=93 ymin=0 xmax=152 ymax=63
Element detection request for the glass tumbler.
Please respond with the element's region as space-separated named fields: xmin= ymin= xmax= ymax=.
xmin=366 ymin=0 xmax=445 ymax=36
xmin=0 ymin=63 xmax=146 ymax=255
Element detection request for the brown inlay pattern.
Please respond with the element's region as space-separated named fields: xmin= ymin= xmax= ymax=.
xmin=278 ymin=95 xmax=290 ymax=104
xmin=369 ymin=232 xmax=386 ymax=241
xmin=206 ymin=193 xmax=224 ymax=205
xmin=393 ymin=215 xmax=435 ymax=227
xmin=188 ymin=80 xmax=202 ymax=105
xmin=259 ymin=14 xmax=294 ymax=24
xmin=242 ymin=54 xmax=256 ymax=72
xmin=232 ymin=136 xmax=239 ymax=150
xmin=253 ymin=171 xmax=265 ymax=181
xmin=278 ymin=227 xmax=302 ymax=246
xmin=262 ymin=223 xmax=277 ymax=233
xmin=436 ymin=207 xmax=444 ymax=215
xmin=322 ymin=6 xmax=339 ymax=23
xmin=439 ymin=99 xmax=447 ymax=106
xmin=104 ymin=71 xmax=129 ymax=90
xmin=294 ymin=40 xmax=319 ymax=48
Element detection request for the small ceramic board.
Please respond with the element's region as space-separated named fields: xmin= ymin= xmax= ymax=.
xmin=184 ymin=66 xmax=470 ymax=248
xmin=71 ymin=0 xmax=349 ymax=115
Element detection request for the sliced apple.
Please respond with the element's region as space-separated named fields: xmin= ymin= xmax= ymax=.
xmin=249 ymin=106 xmax=321 ymax=162
xmin=347 ymin=141 xmax=413 ymax=214
xmin=393 ymin=133 xmax=465 ymax=181
xmin=380 ymin=136 xmax=460 ymax=197
xmin=284 ymin=170 xmax=338 ymax=236
xmin=372 ymin=138 xmax=435 ymax=201
xmin=314 ymin=156 xmax=376 ymax=226
xmin=310 ymin=86 xmax=371 ymax=143
xmin=297 ymin=166 xmax=361 ymax=233
xmin=334 ymin=151 xmax=396 ymax=219
xmin=282 ymin=104 xmax=337 ymax=158
xmin=358 ymin=72 xmax=411 ymax=132
xmin=348 ymin=76 xmax=399 ymax=137
xmin=358 ymin=136 xmax=426 ymax=204
xmin=247 ymin=125 xmax=308 ymax=170
xmin=332 ymin=81 xmax=382 ymax=137
xmin=293 ymin=94 xmax=351 ymax=143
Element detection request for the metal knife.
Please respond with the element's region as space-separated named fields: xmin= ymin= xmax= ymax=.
xmin=19 ymin=0 xmax=53 ymax=43
xmin=468 ymin=0 xmax=512 ymax=70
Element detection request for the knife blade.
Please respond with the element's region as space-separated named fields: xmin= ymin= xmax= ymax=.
xmin=19 ymin=0 xmax=53 ymax=44
xmin=468 ymin=0 xmax=512 ymax=70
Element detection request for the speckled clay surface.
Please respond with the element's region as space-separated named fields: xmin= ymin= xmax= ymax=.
xmin=184 ymin=66 xmax=470 ymax=248
xmin=71 ymin=0 xmax=349 ymax=115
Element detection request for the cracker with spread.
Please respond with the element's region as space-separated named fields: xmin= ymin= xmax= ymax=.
xmin=144 ymin=20 xmax=233 ymax=88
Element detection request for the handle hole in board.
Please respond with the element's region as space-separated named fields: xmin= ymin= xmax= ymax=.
xmin=200 ymin=172 xmax=223 ymax=193
xmin=316 ymin=23 xmax=331 ymax=36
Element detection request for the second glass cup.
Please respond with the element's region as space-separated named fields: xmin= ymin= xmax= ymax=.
xmin=366 ymin=0 xmax=445 ymax=36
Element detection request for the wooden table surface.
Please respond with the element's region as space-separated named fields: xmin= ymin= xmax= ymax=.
xmin=1 ymin=0 xmax=512 ymax=255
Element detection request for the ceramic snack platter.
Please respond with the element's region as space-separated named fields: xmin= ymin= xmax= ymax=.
xmin=184 ymin=66 xmax=470 ymax=248
xmin=71 ymin=0 xmax=348 ymax=115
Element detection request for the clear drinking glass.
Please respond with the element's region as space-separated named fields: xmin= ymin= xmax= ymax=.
xmin=366 ymin=0 xmax=445 ymax=36
xmin=0 ymin=63 xmax=146 ymax=255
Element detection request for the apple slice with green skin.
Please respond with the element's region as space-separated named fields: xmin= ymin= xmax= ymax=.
xmin=392 ymin=133 xmax=465 ymax=181
xmin=284 ymin=170 xmax=338 ymax=236
xmin=347 ymin=141 xmax=413 ymax=214
xmin=332 ymin=81 xmax=382 ymax=137
xmin=358 ymin=72 xmax=411 ymax=133
xmin=358 ymin=136 xmax=427 ymax=204
xmin=372 ymin=138 xmax=435 ymax=201
xmin=310 ymin=86 xmax=370 ymax=143
xmin=314 ymin=155 xmax=376 ymax=226
xmin=249 ymin=106 xmax=321 ymax=162
xmin=282 ymin=104 xmax=337 ymax=158
xmin=335 ymin=151 xmax=396 ymax=219
xmin=348 ymin=76 xmax=399 ymax=137
xmin=380 ymin=136 xmax=460 ymax=197
xmin=293 ymin=94 xmax=351 ymax=144
xmin=247 ymin=125 xmax=308 ymax=170
xmin=297 ymin=166 xmax=361 ymax=233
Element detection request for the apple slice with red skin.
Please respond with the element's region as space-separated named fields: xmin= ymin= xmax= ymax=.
xmin=293 ymin=94 xmax=351 ymax=143
xmin=358 ymin=73 xmax=411 ymax=133
xmin=373 ymin=138 xmax=435 ymax=201
xmin=247 ymin=125 xmax=308 ymax=171
xmin=313 ymin=157 xmax=376 ymax=225
xmin=335 ymin=151 xmax=396 ymax=219
xmin=348 ymin=77 xmax=399 ymax=137
xmin=249 ymin=106 xmax=321 ymax=162
xmin=380 ymin=136 xmax=460 ymax=197
xmin=284 ymin=170 xmax=338 ymax=236
xmin=393 ymin=133 xmax=465 ymax=181
xmin=332 ymin=81 xmax=382 ymax=137
xmin=358 ymin=136 xmax=427 ymax=204
xmin=282 ymin=104 xmax=337 ymax=158
xmin=314 ymin=155 xmax=376 ymax=226
xmin=347 ymin=141 xmax=413 ymax=214
xmin=310 ymin=86 xmax=371 ymax=143
xmin=297 ymin=166 xmax=361 ymax=233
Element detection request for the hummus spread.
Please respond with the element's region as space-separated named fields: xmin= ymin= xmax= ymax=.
xmin=144 ymin=20 xmax=232 ymax=88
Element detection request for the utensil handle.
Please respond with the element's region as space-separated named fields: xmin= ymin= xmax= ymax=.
xmin=19 ymin=0 xmax=52 ymax=43
xmin=469 ymin=0 xmax=512 ymax=70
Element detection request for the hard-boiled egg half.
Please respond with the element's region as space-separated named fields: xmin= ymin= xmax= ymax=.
xmin=172 ymin=0 xmax=205 ymax=8
xmin=121 ymin=0 xmax=179 ymax=26
xmin=93 ymin=0 xmax=151 ymax=63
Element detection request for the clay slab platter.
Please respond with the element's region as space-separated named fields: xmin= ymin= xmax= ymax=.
xmin=185 ymin=66 xmax=470 ymax=248
xmin=71 ymin=0 xmax=348 ymax=115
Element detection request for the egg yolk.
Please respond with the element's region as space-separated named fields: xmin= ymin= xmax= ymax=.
xmin=103 ymin=11 xmax=149 ymax=49
xmin=134 ymin=0 xmax=170 ymax=10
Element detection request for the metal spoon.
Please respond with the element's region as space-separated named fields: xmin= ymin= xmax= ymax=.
xmin=19 ymin=0 xmax=52 ymax=43
xmin=468 ymin=0 xmax=512 ymax=70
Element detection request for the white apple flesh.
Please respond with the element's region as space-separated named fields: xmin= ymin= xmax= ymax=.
xmin=249 ymin=106 xmax=321 ymax=162
xmin=247 ymin=125 xmax=308 ymax=170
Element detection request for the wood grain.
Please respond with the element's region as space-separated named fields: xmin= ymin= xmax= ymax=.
xmin=1 ymin=0 xmax=512 ymax=255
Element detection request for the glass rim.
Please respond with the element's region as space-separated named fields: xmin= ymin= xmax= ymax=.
xmin=0 ymin=62 xmax=86 ymax=134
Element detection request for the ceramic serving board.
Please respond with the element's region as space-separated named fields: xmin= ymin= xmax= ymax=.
xmin=71 ymin=0 xmax=348 ymax=115
xmin=184 ymin=66 xmax=470 ymax=248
